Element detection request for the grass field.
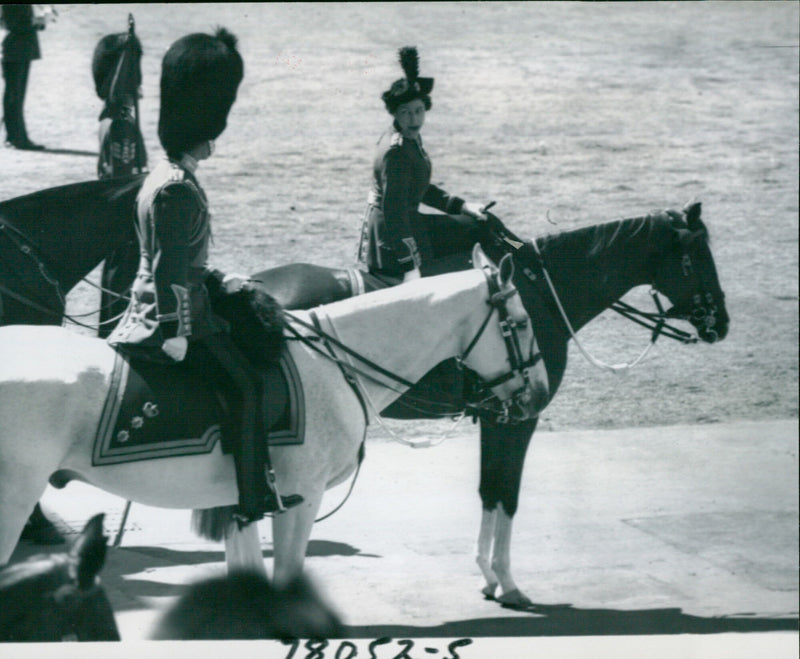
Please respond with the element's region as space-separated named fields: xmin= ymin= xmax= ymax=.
xmin=1 ymin=2 xmax=797 ymax=433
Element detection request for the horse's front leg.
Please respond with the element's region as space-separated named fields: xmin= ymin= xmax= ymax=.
xmin=476 ymin=507 xmax=499 ymax=598
xmin=478 ymin=417 xmax=536 ymax=608
xmin=0 ymin=465 xmax=52 ymax=564
xmin=491 ymin=506 xmax=533 ymax=608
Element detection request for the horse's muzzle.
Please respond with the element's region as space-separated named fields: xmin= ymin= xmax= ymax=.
xmin=502 ymin=380 xmax=550 ymax=424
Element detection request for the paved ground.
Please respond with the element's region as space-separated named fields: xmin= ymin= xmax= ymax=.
xmin=6 ymin=419 xmax=798 ymax=658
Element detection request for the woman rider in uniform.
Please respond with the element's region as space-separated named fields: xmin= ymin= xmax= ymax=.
xmin=357 ymin=46 xmax=488 ymax=284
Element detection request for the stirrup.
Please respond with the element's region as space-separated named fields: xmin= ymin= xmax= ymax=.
xmin=265 ymin=467 xmax=304 ymax=514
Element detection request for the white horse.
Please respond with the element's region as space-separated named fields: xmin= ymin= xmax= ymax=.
xmin=0 ymin=246 xmax=549 ymax=585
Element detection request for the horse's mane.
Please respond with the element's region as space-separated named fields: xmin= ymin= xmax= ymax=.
xmin=534 ymin=212 xmax=699 ymax=261
xmin=0 ymin=175 xmax=145 ymax=215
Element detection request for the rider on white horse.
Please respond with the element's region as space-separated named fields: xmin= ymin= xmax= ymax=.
xmin=107 ymin=28 xmax=302 ymax=525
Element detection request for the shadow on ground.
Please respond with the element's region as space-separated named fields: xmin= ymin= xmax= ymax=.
xmin=9 ymin=539 xmax=798 ymax=637
xmin=340 ymin=604 xmax=799 ymax=638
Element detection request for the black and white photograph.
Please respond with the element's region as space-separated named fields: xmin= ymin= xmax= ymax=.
xmin=0 ymin=3 xmax=797 ymax=657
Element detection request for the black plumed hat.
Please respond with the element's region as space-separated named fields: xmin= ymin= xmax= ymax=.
xmin=92 ymin=31 xmax=142 ymax=100
xmin=158 ymin=27 xmax=244 ymax=158
xmin=381 ymin=46 xmax=434 ymax=114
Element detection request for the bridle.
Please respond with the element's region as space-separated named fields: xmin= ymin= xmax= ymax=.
xmin=461 ymin=267 xmax=543 ymax=424
xmin=482 ymin=210 xmax=727 ymax=376
xmin=659 ymin=247 xmax=724 ymax=344
xmin=283 ymin=268 xmax=541 ymax=426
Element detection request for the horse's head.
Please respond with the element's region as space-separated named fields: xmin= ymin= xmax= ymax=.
xmin=462 ymin=245 xmax=550 ymax=423
xmin=651 ymin=203 xmax=729 ymax=343
xmin=0 ymin=514 xmax=119 ymax=642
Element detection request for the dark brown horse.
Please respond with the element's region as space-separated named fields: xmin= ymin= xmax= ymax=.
xmin=0 ymin=175 xmax=142 ymax=327
xmin=0 ymin=175 xmax=143 ymax=542
xmin=248 ymin=203 xmax=729 ymax=607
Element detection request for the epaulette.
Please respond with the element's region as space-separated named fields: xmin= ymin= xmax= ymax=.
xmin=390 ymin=131 xmax=404 ymax=148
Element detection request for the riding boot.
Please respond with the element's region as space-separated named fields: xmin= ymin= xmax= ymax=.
xmin=200 ymin=334 xmax=301 ymax=526
xmin=232 ymin=369 xmax=303 ymax=528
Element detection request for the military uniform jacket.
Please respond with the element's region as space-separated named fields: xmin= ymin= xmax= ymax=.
xmin=107 ymin=158 xmax=225 ymax=354
xmin=97 ymin=106 xmax=147 ymax=179
xmin=1 ymin=5 xmax=41 ymax=62
xmin=358 ymin=124 xmax=465 ymax=275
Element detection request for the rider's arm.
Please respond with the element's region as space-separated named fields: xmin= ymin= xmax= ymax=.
xmin=150 ymin=183 xmax=200 ymax=342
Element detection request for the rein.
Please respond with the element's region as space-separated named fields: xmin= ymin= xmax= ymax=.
xmin=282 ymin=270 xmax=538 ymax=427
xmin=485 ymin=213 xmax=699 ymax=374
xmin=0 ymin=217 xmax=131 ymax=330
xmin=529 ymin=238 xmax=669 ymax=374
xmin=0 ymin=218 xmax=68 ymax=320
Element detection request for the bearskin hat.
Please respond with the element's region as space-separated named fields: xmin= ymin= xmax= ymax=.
xmin=92 ymin=32 xmax=143 ymax=100
xmin=158 ymin=27 xmax=244 ymax=158
xmin=381 ymin=46 xmax=434 ymax=114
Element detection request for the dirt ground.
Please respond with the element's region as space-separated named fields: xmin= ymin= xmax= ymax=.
xmin=1 ymin=2 xmax=797 ymax=433
xmin=1 ymin=3 xmax=798 ymax=657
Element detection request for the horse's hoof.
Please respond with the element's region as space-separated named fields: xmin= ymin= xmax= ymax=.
xmin=496 ymin=589 xmax=534 ymax=610
xmin=482 ymin=583 xmax=498 ymax=600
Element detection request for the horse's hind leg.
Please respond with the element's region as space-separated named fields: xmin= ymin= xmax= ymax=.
xmin=225 ymin=522 xmax=268 ymax=576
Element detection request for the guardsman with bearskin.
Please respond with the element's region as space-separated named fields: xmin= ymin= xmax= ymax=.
xmin=357 ymin=46 xmax=489 ymax=285
xmin=108 ymin=28 xmax=302 ymax=524
xmin=92 ymin=16 xmax=148 ymax=339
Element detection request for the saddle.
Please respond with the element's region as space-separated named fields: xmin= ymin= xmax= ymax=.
xmin=92 ymin=349 xmax=304 ymax=467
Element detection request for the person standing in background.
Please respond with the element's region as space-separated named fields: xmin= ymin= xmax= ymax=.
xmin=6 ymin=3 xmax=62 ymax=545
xmin=1 ymin=4 xmax=51 ymax=150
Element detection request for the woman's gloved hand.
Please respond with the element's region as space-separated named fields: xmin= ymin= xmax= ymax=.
xmin=461 ymin=201 xmax=489 ymax=221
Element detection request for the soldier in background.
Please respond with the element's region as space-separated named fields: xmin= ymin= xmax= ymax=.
xmin=92 ymin=15 xmax=147 ymax=338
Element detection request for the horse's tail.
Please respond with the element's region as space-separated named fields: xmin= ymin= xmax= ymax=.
xmin=191 ymin=506 xmax=236 ymax=542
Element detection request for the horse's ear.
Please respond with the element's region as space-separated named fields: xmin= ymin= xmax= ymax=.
xmin=69 ymin=514 xmax=108 ymax=590
xmin=498 ymin=252 xmax=515 ymax=286
xmin=684 ymin=201 xmax=702 ymax=231
xmin=471 ymin=243 xmax=496 ymax=272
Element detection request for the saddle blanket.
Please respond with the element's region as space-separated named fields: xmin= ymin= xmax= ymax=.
xmin=92 ymin=349 xmax=305 ymax=466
